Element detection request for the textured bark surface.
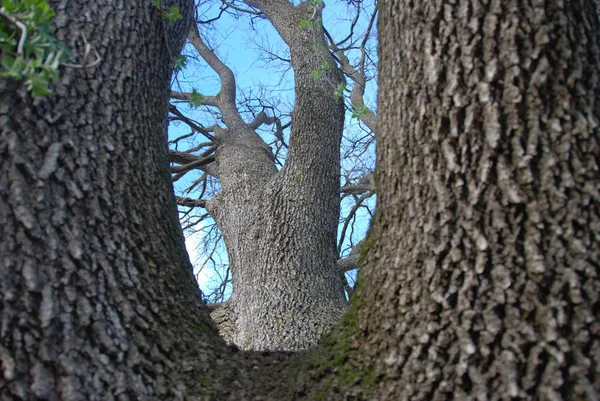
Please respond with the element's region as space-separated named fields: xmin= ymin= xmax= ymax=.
xmin=0 ymin=1 xmax=230 ymax=399
xmin=356 ymin=0 xmax=600 ymax=399
xmin=203 ymin=0 xmax=349 ymax=351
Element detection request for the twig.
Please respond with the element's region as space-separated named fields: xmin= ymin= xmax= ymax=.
xmin=0 ymin=11 xmax=28 ymax=55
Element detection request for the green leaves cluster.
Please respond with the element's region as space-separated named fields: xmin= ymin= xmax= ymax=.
xmin=299 ymin=18 xmax=313 ymax=30
xmin=0 ymin=0 xmax=68 ymax=96
xmin=188 ymin=89 xmax=203 ymax=108
xmin=333 ymin=82 xmax=346 ymax=100
xmin=172 ymin=54 xmax=187 ymax=73
xmin=153 ymin=1 xmax=183 ymax=22
xmin=311 ymin=61 xmax=330 ymax=79
xmin=351 ymin=104 xmax=370 ymax=119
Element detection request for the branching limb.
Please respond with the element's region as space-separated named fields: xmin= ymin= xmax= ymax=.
xmin=341 ymin=172 xmax=375 ymax=195
xmin=337 ymin=239 xmax=365 ymax=273
xmin=324 ymin=4 xmax=378 ymax=133
xmin=169 ymin=105 xmax=217 ymax=142
xmin=188 ymin=23 xmax=247 ymax=130
xmin=221 ymin=0 xmax=262 ymax=15
xmin=169 ymin=145 xmax=218 ymax=177
xmin=337 ymin=190 xmax=374 ymax=254
xmin=171 ymin=154 xmax=216 ymax=174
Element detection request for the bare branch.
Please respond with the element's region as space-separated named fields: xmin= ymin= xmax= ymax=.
xmin=176 ymin=197 xmax=208 ymax=208
xmin=324 ymin=4 xmax=378 ymax=133
xmin=341 ymin=184 xmax=374 ymax=195
xmin=221 ymin=0 xmax=262 ymax=15
xmin=188 ymin=24 xmax=247 ymax=130
xmin=169 ymin=105 xmax=217 ymax=142
xmin=341 ymin=172 xmax=375 ymax=195
xmin=337 ymin=239 xmax=365 ymax=273
xmin=337 ymin=191 xmax=374 ymax=254
xmin=171 ymin=154 xmax=216 ymax=174
xmin=170 ymin=90 xmax=219 ymax=107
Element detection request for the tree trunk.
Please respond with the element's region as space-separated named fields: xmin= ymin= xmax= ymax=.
xmin=0 ymin=1 xmax=229 ymax=399
xmin=355 ymin=0 xmax=600 ymax=399
xmin=206 ymin=0 xmax=349 ymax=351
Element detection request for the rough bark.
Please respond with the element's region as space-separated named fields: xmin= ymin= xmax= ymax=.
xmin=0 ymin=1 xmax=230 ymax=399
xmin=354 ymin=0 xmax=600 ymax=399
xmin=196 ymin=0 xmax=349 ymax=350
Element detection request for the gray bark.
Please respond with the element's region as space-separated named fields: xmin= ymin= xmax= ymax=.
xmin=191 ymin=0 xmax=349 ymax=350
xmin=0 ymin=1 xmax=229 ymax=399
xmin=355 ymin=0 xmax=600 ymax=399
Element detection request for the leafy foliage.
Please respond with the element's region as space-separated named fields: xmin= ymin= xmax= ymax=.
xmin=0 ymin=0 xmax=68 ymax=96
xmin=311 ymin=61 xmax=330 ymax=79
xmin=163 ymin=5 xmax=183 ymax=22
xmin=172 ymin=54 xmax=188 ymax=73
xmin=189 ymin=89 xmax=204 ymax=108
xmin=299 ymin=18 xmax=313 ymax=30
xmin=351 ymin=104 xmax=370 ymax=120
xmin=153 ymin=1 xmax=183 ymax=22
xmin=333 ymin=82 xmax=346 ymax=100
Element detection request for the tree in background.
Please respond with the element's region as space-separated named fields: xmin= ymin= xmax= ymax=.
xmin=167 ymin=0 xmax=378 ymax=350
xmin=1 ymin=0 xmax=598 ymax=399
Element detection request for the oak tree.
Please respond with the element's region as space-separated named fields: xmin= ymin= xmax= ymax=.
xmin=0 ymin=0 xmax=598 ymax=399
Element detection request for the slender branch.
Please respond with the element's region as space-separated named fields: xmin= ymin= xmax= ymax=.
xmin=221 ymin=0 xmax=262 ymax=15
xmin=171 ymin=155 xmax=216 ymax=174
xmin=341 ymin=172 xmax=375 ymax=196
xmin=169 ymin=105 xmax=217 ymax=142
xmin=324 ymin=7 xmax=378 ymax=134
xmin=169 ymin=131 xmax=195 ymax=145
xmin=176 ymin=197 xmax=208 ymax=208
xmin=188 ymin=24 xmax=247 ymax=130
xmin=337 ymin=191 xmax=374 ymax=254
xmin=340 ymin=184 xmax=375 ymax=195
xmin=170 ymin=90 xmax=219 ymax=107
xmin=0 ymin=11 xmax=27 ymax=55
xmin=170 ymin=149 xmax=210 ymax=165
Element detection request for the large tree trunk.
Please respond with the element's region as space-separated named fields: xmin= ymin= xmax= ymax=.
xmin=205 ymin=0 xmax=348 ymax=351
xmin=0 ymin=1 xmax=230 ymax=399
xmin=354 ymin=0 xmax=600 ymax=399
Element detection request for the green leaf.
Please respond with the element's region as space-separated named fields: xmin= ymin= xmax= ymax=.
xmin=163 ymin=5 xmax=183 ymax=22
xmin=189 ymin=89 xmax=204 ymax=108
xmin=299 ymin=18 xmax=313 ymax=30
xmin=333 ymin=82 xmax=346 ymax=100
xmin=26 ymin=71 xmax=52 ymax=96
xmin=0 ymin=0 xmax=69 ymax=95
xmin=351 ymin=105 xmax=370 ymax=120
xmin=172 ymin=54 xmax=187 ymax=73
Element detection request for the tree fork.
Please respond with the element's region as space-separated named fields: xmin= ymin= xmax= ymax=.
xmin=1 ymin=0 xmax=599 ymax=400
